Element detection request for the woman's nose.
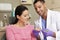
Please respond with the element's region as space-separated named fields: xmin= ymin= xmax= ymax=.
xmin=27 ymin=16 xmax=30 ymax=20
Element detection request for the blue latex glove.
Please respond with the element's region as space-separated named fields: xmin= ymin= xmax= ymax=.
xmin=41 ymin=29 xmax=54 ymax=37
xmin=33 ymin=30 xmax=40 ymax=37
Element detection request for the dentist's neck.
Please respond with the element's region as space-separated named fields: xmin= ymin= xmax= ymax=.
xmin=42 ymin=8 xmax=48 ymax=20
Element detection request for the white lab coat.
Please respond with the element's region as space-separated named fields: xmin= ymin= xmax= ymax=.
xmin=34 ymin=9 xmax=60 ymax=40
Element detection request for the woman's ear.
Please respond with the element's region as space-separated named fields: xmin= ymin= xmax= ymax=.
xmin=16 ymin=15 xmax=20 ymax=20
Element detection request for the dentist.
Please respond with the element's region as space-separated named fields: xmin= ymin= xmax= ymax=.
xmin=33 ymin=0 xmax=60 ymax=40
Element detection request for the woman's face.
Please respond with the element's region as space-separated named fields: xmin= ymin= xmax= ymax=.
xmin=17 ymin=10 xmax=30 ymax=24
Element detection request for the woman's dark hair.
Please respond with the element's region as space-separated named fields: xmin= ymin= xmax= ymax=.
xmin=14 ymin=5 xmax=28 ymax=24
xmin=33 ymin=0 xmax=45 ymax=4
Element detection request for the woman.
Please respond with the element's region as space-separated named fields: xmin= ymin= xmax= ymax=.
xmin=6 ymin=5 xmax=37 ymax=40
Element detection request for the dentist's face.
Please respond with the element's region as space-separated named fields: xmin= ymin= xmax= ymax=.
xmin=34 ymin=1 xmax=46 ymax=16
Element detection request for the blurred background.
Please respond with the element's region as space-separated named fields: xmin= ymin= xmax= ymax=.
xmin=0 ymin=0 xmax=60 ymax=40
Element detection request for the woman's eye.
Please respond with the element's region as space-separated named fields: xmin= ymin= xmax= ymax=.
xmin=24 ymin=15 xmax=26 ymax=17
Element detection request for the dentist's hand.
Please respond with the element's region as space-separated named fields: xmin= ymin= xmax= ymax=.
xmin=33 ymin=30 xmax=40 ymax=37
xmin=42 ymin=29 xmax=54 ymax=37
xmin=33 ymin=25 xmax=41 ymax=37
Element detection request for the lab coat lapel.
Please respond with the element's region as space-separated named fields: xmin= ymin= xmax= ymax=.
xmin=47 ymin=10 xmax=57 ymax=32
xmin=46 ymin=10 xmax=52 ymax=30
xmin=46 ymin=10 xmax=56 ymax=40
